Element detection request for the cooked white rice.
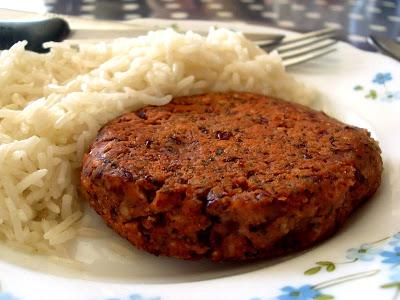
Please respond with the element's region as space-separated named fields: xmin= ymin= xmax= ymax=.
xmin=0 ymin=28 xmax=316 ymax=257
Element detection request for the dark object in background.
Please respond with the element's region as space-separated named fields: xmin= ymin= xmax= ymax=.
xmin=81 ymin=92 xmax=383 ymax=262
xmin=368 ymin=35 xmax=400 ymax=62
xmin=0 ymin=18 xmax=70 ymax=52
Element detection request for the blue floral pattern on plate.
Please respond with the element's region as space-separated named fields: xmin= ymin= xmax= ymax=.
xmin=258 ymin=231 xmax=400 ymax=300
xmin=354 ymin=72 xmax=400 ymax=102
xmin=373 ymin=72 xmax=392 ymax=85
xmin=381 ymin=247 xmax=400 ymax=265
xmin=276 ymin=285 xmax=322 ymax=300
xmin=345 ymin=243 xmax=381 ymax=261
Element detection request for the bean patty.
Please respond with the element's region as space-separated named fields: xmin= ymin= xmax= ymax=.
xmin=81 ymin=92 xmax=382 ymax=261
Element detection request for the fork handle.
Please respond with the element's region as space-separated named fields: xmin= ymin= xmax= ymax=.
xmin=0 ymin=18 xmax=70 ymax=53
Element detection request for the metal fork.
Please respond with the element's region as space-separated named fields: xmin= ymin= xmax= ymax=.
xmin=256 ymin=28 xmax=337 ymax=67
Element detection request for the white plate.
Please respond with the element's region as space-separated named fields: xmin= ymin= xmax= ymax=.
xmin=0 ymin=17 xmax=399 ymax=300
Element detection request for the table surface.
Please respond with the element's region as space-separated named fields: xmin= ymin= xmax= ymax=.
xmin=9 ymin=0 xmax=400 ymax=51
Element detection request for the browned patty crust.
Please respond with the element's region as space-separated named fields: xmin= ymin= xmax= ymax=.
xmin=81 ymin=92 xmax=382 ymax=261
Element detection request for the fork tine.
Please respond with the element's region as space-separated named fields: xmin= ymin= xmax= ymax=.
xmin=283 ymin=48 xmax=337 ymax=67
xmin=275 ymin=28 xmax=337 ymax=46
xmin=280 ymin=40 xmax=337 ymax=60
xmin=276 ymin=35 xmax=335 ymax=53
xmin=255 ymin=28 xmax=338 ymax=67
xmin=256 ymin=28 xmax=337 ymax=48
